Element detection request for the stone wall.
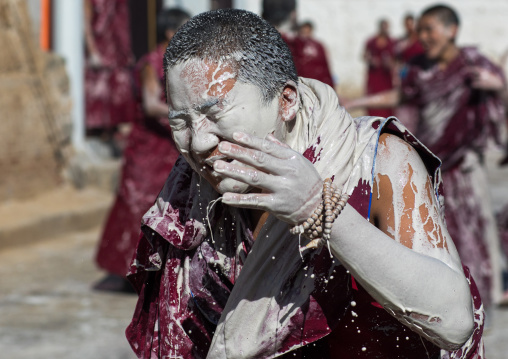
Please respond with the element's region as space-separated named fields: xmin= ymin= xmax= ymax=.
xmin=0 ymin=0 xmax=71 ymax=201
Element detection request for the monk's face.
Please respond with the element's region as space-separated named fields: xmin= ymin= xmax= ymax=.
xmin=404 ymin=17 xmax=415 ymax=33
xmin=417 ymin=15 xmax=457 ymax=60
xmin=166 ymin=59 xmax=282 ymax=194
xmin=379 ymin=20 xmax=389 ymax=36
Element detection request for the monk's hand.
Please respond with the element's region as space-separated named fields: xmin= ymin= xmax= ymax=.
xmin=213 ymin=132 xmax=322 ymax=225
xmin=88 ymin=51 xmax=103 ymax=68
xmin=467 ymin=66 xmax=505 ymax=91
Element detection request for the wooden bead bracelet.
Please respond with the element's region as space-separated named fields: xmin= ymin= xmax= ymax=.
xmin=290 ymin=178 xmax=349 ymax=250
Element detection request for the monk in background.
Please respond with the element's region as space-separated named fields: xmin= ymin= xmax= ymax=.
xmin=393 ymin=13 xmax=425 ymax=132
xmin=363 ymin=19 xmax=396 ymax=118
xmin=93 ymin=8 xmax=190 ymax=292
xmin=346 ymin=4 xmax=506 ymax=308
xmin=262 ymin=0 xmax=334 ymax=88
xmin=84 ymin=0 xmax=136 ymax=156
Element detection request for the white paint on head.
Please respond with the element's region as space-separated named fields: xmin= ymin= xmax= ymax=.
xmin=208 ymin=64 xmax=237 ymax=95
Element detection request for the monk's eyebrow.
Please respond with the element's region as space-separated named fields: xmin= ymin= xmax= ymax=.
xmin=168 ymin=108 xmax=189 ymax=120
xmin=194 ymin=98 xmax=220 ymax=112
xmin=168 ymin=98 xmax=220 ymax=120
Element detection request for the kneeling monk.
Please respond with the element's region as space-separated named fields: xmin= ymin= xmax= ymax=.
xmin=126 ymin=9 xmax=483 ymax=359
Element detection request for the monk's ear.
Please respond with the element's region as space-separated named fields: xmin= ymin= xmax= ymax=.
xmin=446 ymin=24 xmax=458 ymax=43
xmin=279 ymin=81 xmax=299 ymax=122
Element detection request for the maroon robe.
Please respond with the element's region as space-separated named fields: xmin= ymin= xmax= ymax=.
xmin=365 ymin=35 xmax=396 ymax=118
xmin=401 ymin=47 xmax=506 ymax=305
xmin=95 ymin=45 xmax=179 ymax=276
xmin=393 ymin=37 xmax=424 ymax=133
xmin=85 ymin=0 xmax=136 ymax=130
xmin=396 ymin=36 xmax=425 ymax=64
xmin=125 ymin=117 xmax=483 ymax=358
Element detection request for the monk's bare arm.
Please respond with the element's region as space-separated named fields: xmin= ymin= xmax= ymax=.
xmin=84 ymin=0 xmax=100 ymax=65
xmin=216 ymin=132 xmax=473 ymax=347
xmin=141 ymin=64 xmax=170 ymax=118
xmin=327 ymin=133 xmax=473 ymax=350
xmin=343 ymin=89 xmax=400 ymax=111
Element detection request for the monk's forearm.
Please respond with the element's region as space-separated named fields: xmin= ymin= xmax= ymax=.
xmin=347 ymin=89 xmax=400 ymax=110
xmin=328 ymin=205 xmax=474 ymax=349
xmin=142 ymin=87 xmax=169 ymax=118
xmin=84 ymin=0 xmax=98 ymax=55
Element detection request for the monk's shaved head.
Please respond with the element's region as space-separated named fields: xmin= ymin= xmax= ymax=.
xmin=421 ymin=4 xmax=460 ymax=27
xmin=164 ymin=9 xmax=297 ymax=104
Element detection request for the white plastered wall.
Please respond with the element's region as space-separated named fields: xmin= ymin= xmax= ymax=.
xmin=297 ymin=0 xmax=508 ymax=95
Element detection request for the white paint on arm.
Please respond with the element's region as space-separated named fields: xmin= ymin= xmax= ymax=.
xmin=327 ymin=133 xmax=473 ymax=350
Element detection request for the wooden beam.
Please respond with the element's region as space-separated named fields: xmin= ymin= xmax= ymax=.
xmin=40 ymin=0 xmax=51 ymax=50
xmin=147 ymin=0 xmax=156 ymax=51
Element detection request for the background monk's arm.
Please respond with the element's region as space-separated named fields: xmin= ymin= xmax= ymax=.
xmin=141 ymin=64 xmax=170 ymax=118
xmin=327 ymin=133 xmax=473 ymax=350
xmin=468 ymin=65 xmax=506 ymax=91
xmin=342 ymin=88 xmax=400 ymax=111
xmin=84 ymin=0 xmax=101 ymax=67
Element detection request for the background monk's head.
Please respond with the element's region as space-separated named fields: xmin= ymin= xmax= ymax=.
xmin=163 ymin=9 xmax=300 ymax=194
xmin=156 ymin=8 xmax=190 ymax=44
xmin=378 ymin=18 xmax=390 ymax=37
xmin=418 ymin=4 xmax=460 ymax=62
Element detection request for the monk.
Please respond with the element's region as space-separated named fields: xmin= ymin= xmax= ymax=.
xmin=262 ymin=0 xmax=334 ymax=88
xmin=294 ymin=21 xmax=335 ymax=88
xmin=394 ymin=14 xmax=425 ymax=68
xmin=363 ymin=19 xmax=396 ymax=118
xmin=126 ymin=9 xmax=483 ymax=358
xmin=392 ymin=13 xmax=425 ymax=133
xmin=345 ymin=4 xmax=506 ymax=308
xmin=94 ymin=8 xmax=190 ymax=291
xmin=84 ymin=0 xmax=136 ymax=151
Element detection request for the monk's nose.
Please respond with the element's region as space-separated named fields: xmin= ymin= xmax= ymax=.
xmin=190 ymin=118 xmax=219 ymax=155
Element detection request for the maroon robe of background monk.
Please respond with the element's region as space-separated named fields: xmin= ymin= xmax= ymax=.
xmin=84 ymin=0 xmax=136 ymax=133
xmin=94 ymin=9 xmax=189 ymax=290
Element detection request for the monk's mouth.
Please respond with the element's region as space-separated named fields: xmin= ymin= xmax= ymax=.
xmin=203 ymin=143 xmax=234 ymax=168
